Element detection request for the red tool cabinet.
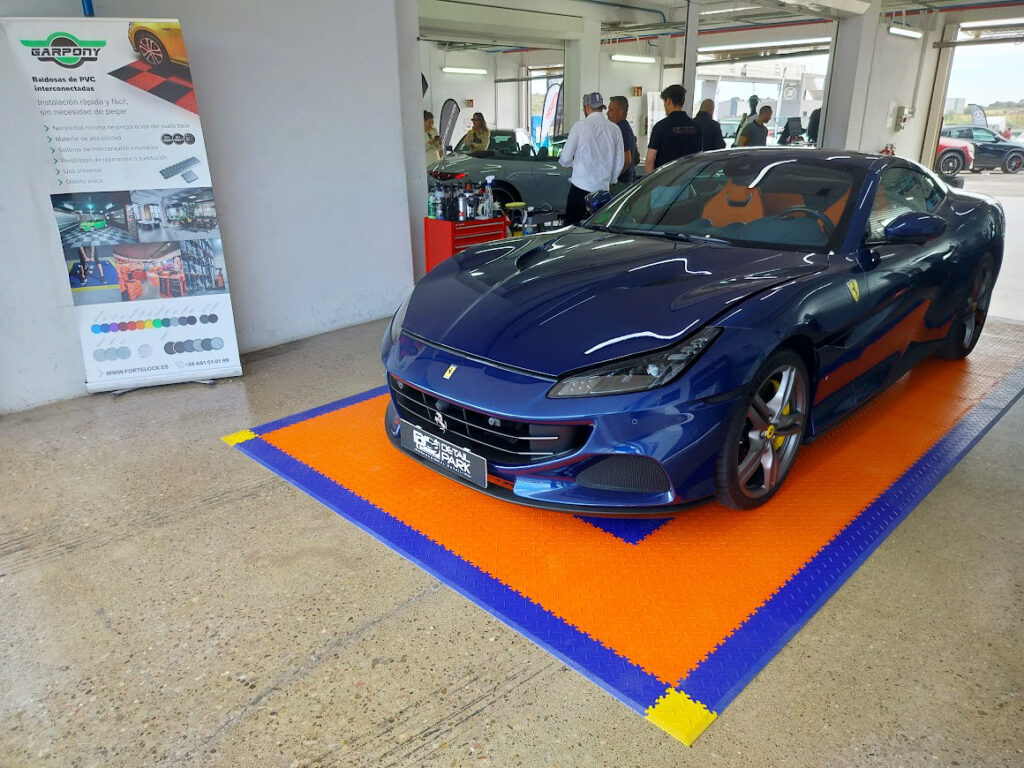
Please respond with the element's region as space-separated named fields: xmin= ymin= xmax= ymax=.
xmin=424 ymin=217 xmax=507 ymax=272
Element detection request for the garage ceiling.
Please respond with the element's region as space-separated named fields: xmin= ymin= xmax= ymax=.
xmin=421 ymin=0 xmax=1024 ymax=50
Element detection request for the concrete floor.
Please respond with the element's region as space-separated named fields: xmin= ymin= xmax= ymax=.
xmin=2 ymin=177 xmax=1023 ymax=767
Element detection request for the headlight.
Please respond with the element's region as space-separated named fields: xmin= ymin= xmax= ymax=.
xmin=389 ymin=291 xmax=413 ymax=344
xmin=547 ymin=327 xmax=721 ymax=398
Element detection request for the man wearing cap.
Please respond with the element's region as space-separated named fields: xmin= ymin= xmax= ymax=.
xmin=558 ymin=92 xmax=624 ymax=225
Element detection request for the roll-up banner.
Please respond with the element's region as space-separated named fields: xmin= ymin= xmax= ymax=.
xmin=0 ymin=18 xmax=241 ymax=392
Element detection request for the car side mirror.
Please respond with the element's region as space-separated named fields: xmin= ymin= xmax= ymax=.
xmin=445 ymin=145 xmax=453 ymax=152
xmin=584 ymin=189 xmax=612 ymax=214
xmin=883 ymin=212 xmax=946 ymax=244
xmin=947 ymin=176 xmax=965 ymax=189
xmin=856 ymin=247 xmax=881 ymax=272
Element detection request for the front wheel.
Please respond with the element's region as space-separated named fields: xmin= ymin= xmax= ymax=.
xmin=715 ymin=349 xmax=810 ymax=509
xmin=135 ymin=32 xmax=168 ymax=66
xmin=938 ymin=254 xmax=996 ymax=359
xmin=1002 ymin=152 xmax=1023 ymax=174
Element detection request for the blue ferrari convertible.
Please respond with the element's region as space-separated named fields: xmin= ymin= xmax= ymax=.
xmin=383 ymin=149 xmax=1003 ymax=512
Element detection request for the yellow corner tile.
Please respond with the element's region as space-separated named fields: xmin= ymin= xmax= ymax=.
xmin=222 ymin=429 xmax=258 ymax=446
xmin=646 ymin=687 xmax=717 ymax=746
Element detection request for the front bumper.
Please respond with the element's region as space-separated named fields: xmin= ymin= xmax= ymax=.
xmin=382 ymin=333 xmax=740 ymax=514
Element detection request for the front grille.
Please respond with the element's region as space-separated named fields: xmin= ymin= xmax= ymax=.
xmin=389 ymin=375 xmax=590 ymax=465
xmin=575 ymin=455 xmax=672 ymax=494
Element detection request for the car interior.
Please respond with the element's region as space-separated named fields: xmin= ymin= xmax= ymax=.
xmin=596 ymin=158 xmax=856 ymax=249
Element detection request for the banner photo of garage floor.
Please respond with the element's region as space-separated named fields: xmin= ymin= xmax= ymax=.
xmin=225 ymin=320 xmax=1024 ymax=746
xmin=0 ymin=17 xmax=240 ymax=392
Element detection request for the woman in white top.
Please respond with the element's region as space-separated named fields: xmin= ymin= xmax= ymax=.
xmin=424 ymin=110 xmax=443 ymax=167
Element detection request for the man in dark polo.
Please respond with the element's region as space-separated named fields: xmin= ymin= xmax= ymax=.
xmin=644 ymin=85 xmax=703 ymax=173
xmin=693 ymin=98 xmax=726 ymax=151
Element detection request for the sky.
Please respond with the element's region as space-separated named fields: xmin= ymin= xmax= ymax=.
xmin=947 ymin=41 xmax=1024 ymax=106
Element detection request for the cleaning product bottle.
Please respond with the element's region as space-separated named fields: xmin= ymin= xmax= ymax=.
xmin=434 ymin=187 xmax=445 ymax=220
xmin=483 ymin=175 xmax=495 ymax=219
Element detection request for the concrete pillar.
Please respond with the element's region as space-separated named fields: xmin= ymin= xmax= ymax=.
xmin=681 ymin=0 xmax=701 ymax=115
xmin=819 ymin=0 xmax=882 ymax=150
xmin=562 ymin=17 xmax=601 ymax=131
xmin=919 ymin=18 xmax=957 ymax=166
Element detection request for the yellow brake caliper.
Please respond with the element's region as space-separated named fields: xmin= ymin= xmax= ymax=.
xmin=764 ymin=378 xmax=788 ymax=450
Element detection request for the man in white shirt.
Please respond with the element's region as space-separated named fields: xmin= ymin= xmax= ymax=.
xmin=558 ymin=92 xmax=624 ymax=225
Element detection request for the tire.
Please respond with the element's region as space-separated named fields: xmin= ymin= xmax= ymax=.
xmin=1002 ymin=152 xmax=1023 ymax=174
xmin=491 ymin=182 xmax=520 ymax=211
xmin=135 ymin=32 xmax=168 ymax=66
xmin=935 ymin=150 xmax=964 ymax=178
xmin=714 ymin=349 xmax=810 ymax=510
xmin=937 ymin=254 xmax=996 ymax=360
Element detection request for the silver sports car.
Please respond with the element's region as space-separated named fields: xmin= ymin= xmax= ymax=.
xmin=431 ymin=129 xmax=571 ymax=213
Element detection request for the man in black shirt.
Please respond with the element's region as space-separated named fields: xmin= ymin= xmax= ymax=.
xmin=693 ymin=98 xmax=726 ymax=151
xmin=645 ymin=85 xmax=703 ymax=172
xmin=607 ymin=95 xmax=639 ymax=185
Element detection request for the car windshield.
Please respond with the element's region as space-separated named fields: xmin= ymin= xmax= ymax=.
xmin=586 ymin=154 xmax=860 ymax=251
xmin=454 ymin=131 xmax=533 ymax=158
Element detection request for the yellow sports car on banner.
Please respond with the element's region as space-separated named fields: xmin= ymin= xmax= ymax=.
xmin=128 ymin=21 xmax=187 ymax=66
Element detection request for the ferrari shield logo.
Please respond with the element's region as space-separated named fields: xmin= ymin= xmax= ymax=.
xmin=443 ymin=365 xmax=457 ymax=379
xmin=847 ymin=279 xmax=861 ymax=302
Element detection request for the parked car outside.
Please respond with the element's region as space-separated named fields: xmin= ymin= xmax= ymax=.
xmin=934 ymin=135 xmax=974 ymax=178
xmin=385 ymin=149 xmax=1002 ymax=512
xmin=940 ymin=125 xmax=1024 ymax=173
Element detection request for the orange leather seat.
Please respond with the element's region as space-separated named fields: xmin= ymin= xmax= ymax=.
xmin=823 ymin=190 xmax=850 ymax=226
xmin=702 ymin=181 xmax=765 ymax=226
xmin=761 ymin=192 xmax=804 ymax=216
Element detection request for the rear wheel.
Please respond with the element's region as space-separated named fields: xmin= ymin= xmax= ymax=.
xmin=1002 ymin=152 xmax=1023 ymax=174
xmin=936 ymin=150 xmax=964 ymax=178
xmin=938 ymin=254 xmax=996 ymax=359
xmin=491 ymin=182 xmax=520 ymax=211
xmin=715 ymin=349 xmax=809 ymax=509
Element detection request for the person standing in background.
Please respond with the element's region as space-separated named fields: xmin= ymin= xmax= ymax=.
xmin=736 ymin=105 xmax=773 ymax=147
xmin=806 ymin=107 xmax=821 ymax=146
xmin=693 ymin=99 xmax=726 ymax=151
xmin=558 ymin=92 xmax=623 ymax=225
xmin=424 ymin=110 xmax=443 ymax=167
xmin=460 ymin=113 xmax=491 ymax=153
xmin=607 ymin=96 xmax=638 ymax=188
xmin=645 ymin=85 xmax=703 ymax=173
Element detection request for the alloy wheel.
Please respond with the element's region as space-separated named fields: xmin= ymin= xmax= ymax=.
xmin=962 ymin=260 xmax=994 ymax=349
xmin=735 ymin=363 xmax=808 ymax=502
xmin=137 ymin=34 xmax=165 ymax=65
xmin=939 ymin=152 xmax=963 ymax=177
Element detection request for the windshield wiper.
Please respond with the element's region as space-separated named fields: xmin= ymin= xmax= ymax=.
xmin=608 ymin=227 xmax=732 ymax=246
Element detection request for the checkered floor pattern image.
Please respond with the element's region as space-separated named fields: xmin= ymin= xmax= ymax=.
xmin=108 ymin=59 xmax=198 ymax=114
xmin=60 ymin=225 xmax=136 ymax=248
xmin=225 ymin=319 xmax=1024 ymax=747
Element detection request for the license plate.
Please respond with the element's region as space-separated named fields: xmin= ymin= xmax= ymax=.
xmin=400 ymin=420 xmax=488 ymax=488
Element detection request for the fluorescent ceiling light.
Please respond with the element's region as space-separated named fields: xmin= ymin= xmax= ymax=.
xmin=700 ymin=5 xmax=758 ymax=15
xmin=887 ymin=25 xmax=923 ymax=39
xmin=697 ymin=37 xmax=831 ymax=53
xmin=961 ymin=17 xmax=1024 ymax=28
xmin=610 ymin=54 xmax=656 ymax=64
xmin=442 ymin=66 xmax=487 ymax=75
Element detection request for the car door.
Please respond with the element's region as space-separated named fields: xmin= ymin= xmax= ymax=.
xmin=856 ymin=165 xmax=955 ymax=394
xmin=968 ymin=127 xmax=1004 ymax=169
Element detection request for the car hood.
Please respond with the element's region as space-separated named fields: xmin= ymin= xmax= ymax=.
xmin=403 ymin=228 xmax=827 ymax=377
